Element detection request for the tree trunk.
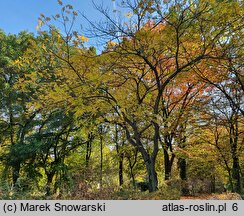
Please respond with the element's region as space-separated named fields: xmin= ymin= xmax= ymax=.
xmin=130 ymin=169 xmax=136 ymax=188
xmin=135 ymin=145 xmax=158 ymax=192
xmin=179 ymin=158 xmax=187 ymax=180
xmin=232 ymin=156 xmax=241 ymax=193
xmin=210 ymin=174 xmax=216 ymax=193
xmin=227 ymin=169 xmax=234 ymax=192
xmin=145 ymin=158 xmax=158 ymax=192
xmin=164 ymin=148 xmax=175 ymax=180
xmin=12 ymin=162 xmax=20 ymax=187
xmin=85 ymin=137 xmax=92 ymax=168
xmin=100 ymin=134 xmax=103 ymax=189
xmin=119 ymin=155 xmax=124 ymax=186
xmin=128 ymin=155 xmax=137 ymax=188
xmin=178 ymin=158 xmax=189 ymax=195
xmin=230 ymin=118 xmax=241 ymax=193
xmin=46 ymin=172 xmax=54 ymax=196
xmin=124 ymin=124 xmax=159 ymax=192
xmin=115 ymin=124 xmax=124 ymax=187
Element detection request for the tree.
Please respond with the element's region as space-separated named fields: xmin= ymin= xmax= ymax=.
xmin=77 ymin=0 xmax=242 ymax=191
xmin=0 ymin=0 xmax=241 ymax=198
xmin=7 ymin=28 xmax=96 ymax=195
xmin=204 ymin=90 xmax=243 ymax=193
xmin=0 ymin=30 xmax=40 ymax=187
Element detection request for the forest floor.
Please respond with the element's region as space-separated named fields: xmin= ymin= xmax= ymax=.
xmin=180 ymin=193 xmax=243 ymax=200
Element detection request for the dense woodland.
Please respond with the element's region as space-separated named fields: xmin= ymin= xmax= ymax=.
xmin=0 ymin=0 xmax=243 ymax=199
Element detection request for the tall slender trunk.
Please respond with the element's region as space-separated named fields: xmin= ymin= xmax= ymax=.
xmin=85 ymin=133 xmax=92 ymax=168
xmin=232 ymin=156 xmax=241 ymax=193
xmin=129 ymin=167 xmax=136 ymax=188
xmin=85 ymin=142 xmax=91 ymax=167
xmin=230 ymin=118 xmax=241 ymax=193
xmin=127 ymin=150 xmax=138 ymax=188
xmin=118 ymin=155 xmax=124 ymax=186
xmin=9 ymin=107 xmax=19 ymax=187
xmin=115 ymin=125 xmax=124 ymax=187
xmin=210 ymin=173 xmax=216 ymax=193
xmin=100 ymin=134 xmax=103 ymax=189
xmin=227 ymin=168 xmax=234 ymax=192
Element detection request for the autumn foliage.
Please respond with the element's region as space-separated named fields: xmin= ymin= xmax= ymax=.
xmin=0 ymin=0 xmax=243 ymax=199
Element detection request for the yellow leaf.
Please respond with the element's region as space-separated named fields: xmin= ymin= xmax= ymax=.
xmin=77 ymin=35 xmax=89 ymax=43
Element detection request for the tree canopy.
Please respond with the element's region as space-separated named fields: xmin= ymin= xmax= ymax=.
xmin=0 ymin=0 xmax=243 ymax=199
